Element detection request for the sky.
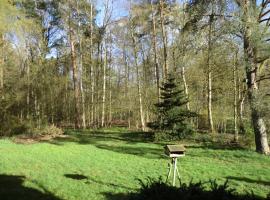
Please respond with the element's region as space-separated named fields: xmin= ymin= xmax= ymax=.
xmin=94 ymin=0 xmax=188 ymax=26
xmin=96 ymin=0 xmax=130 ymax=26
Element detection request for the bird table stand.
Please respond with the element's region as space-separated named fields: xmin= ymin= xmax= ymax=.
xmin=164 ymin=145 xmax=185 ymax=186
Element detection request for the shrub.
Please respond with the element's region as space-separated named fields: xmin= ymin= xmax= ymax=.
xmin=37 ymin=125 xmax=63 ymax=136
xmin=24 ymin=125 xmax=63 ymax=138
xmin=11 ymin=121 xmax=32 ymax=135
xmin=154 ymin=128 xmax=194 ymax=142
xmin=127 ymin=178 xmax=266 ymax=200
xmin=0 ymin=116 xmax=32 ymax=136
xmin=153 ymin=131 xmax=174 ymax=141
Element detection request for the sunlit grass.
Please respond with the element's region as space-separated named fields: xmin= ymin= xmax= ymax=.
xmin=0 ymin=128 xmax=269 ymax=200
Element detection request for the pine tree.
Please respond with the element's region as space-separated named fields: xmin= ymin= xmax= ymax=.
xmin=148 ymin=74 xmax=196 ymax=138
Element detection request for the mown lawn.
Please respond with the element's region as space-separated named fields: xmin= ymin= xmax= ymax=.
xmin=0 ymin=128 xmax=269 ymax=200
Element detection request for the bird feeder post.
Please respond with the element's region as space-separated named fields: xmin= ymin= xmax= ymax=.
xmin=164 ymin=145 xmax=185 ymax=186
xmin=173 ymin=157 xmax=177 ymax=186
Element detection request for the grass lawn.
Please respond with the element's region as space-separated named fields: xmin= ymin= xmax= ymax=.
xmin=0 ymin=128 xmax=269 ymax=200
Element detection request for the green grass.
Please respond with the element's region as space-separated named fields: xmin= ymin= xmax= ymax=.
xmin=0 ymin=128 xmax=269 ymax=200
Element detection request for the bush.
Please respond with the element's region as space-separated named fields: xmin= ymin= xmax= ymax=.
xmin=11 ymin=121 xmax=32 ymax=135
xmin=154 ymin=127 xmax=194 ymax=142
xmin=0 ymin=120 xmax=63 ymax=139
xmin=153 ymin=131 xmax=174 ymax=141
xmin=36 ymin=125 xmax=63 ymax=136
xmin=126 ymin=178 xmax=267 ymax=200
xmin=25 ymin=125 xmax=63 ymax=138
xmin=0 ymin=116 xmax=32 ymax=136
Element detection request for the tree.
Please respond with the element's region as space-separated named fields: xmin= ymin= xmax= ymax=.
xmin=235 ymin=0 xmax=270 ymax=154
xmin=148 ymin=74 xmax=196 ymax=138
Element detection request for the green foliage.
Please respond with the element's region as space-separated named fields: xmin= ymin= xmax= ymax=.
xmin=127 ymin=178 xmax=268 ymax=200
xmin=153 ymin=131 xmax=174 ymax=141
xmin=0 ymin=116 xmax=30 ymax=136
xmin=148 ymin=74 xmax=196 ymax=139
xmin=0 ymin=0 xmax=269 ymax=153
xmin=0 ymin=107 xmax=63 ymax=137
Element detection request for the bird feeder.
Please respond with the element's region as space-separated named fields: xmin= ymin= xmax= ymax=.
xmin=164 ymin=145 xmax=185 ymax=186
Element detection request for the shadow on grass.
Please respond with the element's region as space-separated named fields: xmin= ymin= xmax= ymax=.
xmin=102 ymin=180 xmax=269 ymax=200
xmin=102 ymin=192 xmax=129 ymax=200
xmin=102 ymin=190 xmax=267 ymax=200
xmin=65 ymin=174 xmax=88 ymax=180
xmin=186 ymin=144 xmax=258 ymax=160
xmin=94 ymin=144 xmax=165 ymax=159
xmin=227 ymin=176 xmax=270 ymax=186
xmin=0 ymin=174 xmax=61 ymax=200
xmin=64 ymin=173 xmax=134 ymax=190
xmin=49 ymin=132 xmax=165 ymax=159
xmin=186 ymin=143 xmax=246 ymax=151
xmin=50 ymin=132 xmax=151 ymax=146
xmin=64 ymin=129 xmax=154 ymax=143
xmin=50 ymin=130 xmax=250 ymax=160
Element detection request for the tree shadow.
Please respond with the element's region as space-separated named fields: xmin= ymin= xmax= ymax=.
xmin=94 ymin=143 xmax=166 ymax=159
xmin=64 ymin=173 xmax=134 ymax=190
xmin=48 ymin=132 xmax=165 ymax=159
xmin=186 ymin=143 xmax=246 ymax=151
xmin=64 ymin=174 xmax=88 ymax=180
xmin=101 ymin=180 xmax=267 ymax=200
xmin=0 ymin=174 xmax=61 ymax=200
xmin=227 ymin=176 xmax=270 ymax=186
xmin=186 ymin=145 xmax=258 ymax=161
xmin=102 ymin=192 xmax=130 ymax=200
xmin=54 ymin=129 xmax=154 ymax=145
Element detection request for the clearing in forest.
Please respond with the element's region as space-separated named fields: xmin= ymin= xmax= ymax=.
xmin=0 ymin=128 xmax=269 ymax=200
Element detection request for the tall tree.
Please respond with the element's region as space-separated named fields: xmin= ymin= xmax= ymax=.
xmin=150 ymin=0 xmax=161 ymax=101
xmin=236 ymin=0 xmax=270 ymax=154
xmin=159 ymin=0 xmax=169 ymax=79
xmin=131 ymin=20 xmax=146 ymax=131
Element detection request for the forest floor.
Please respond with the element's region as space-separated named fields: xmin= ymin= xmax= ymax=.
xmin=0 ymin=128 xmax=269 ymax=200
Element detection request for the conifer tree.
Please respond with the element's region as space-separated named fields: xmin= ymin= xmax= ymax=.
xmin=148 ymin=74 xmax=196 ymax=138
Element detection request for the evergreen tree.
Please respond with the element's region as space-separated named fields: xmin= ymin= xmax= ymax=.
xmin=148 ymin=74 xmax=196 ymax=138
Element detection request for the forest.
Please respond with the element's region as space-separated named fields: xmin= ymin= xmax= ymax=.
xmin=0 ymin=0 xmax=270 ymax=199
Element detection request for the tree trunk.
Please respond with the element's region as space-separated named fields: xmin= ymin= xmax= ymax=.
xmin=108 ymin=37 xmax=113 ymax=127
xmin=249 ymin=91 xmax=269 ymax=154
xmin=109 ymin=88 xmax=112 ymax=126
xmin=181 ymin=66 xmax=190 ymax=111
xmin=233 ymin=54 xmax=238 ymax=142
xmin=101 ymin=41 xmax=107 ymax=127
xmin=74 ymin=0 xmax=86 ymax=129
xmin=123 ymin=46 xmax=131 ymax=129
xmin=69 ymin=28 xmax=81 ymax=129
xmin=96 ymin=42 xmax=102 ymax=128
xmin=237 ymin=70 xmax=246 ymax=134
xmin=151 ymin=1 xmax=160 ymax=100
xmin=78 ymin=32 xmax=86 ymax=129
xmin=159 ymin=0 xmax=168 ymax=79
xmin=0 ymin=56 xmax=3 ymax=91
xmin=243 ymin=0 xmax=269 ymax=154
xmin=89 ymin=2 xmax=95 ymax=127
xmin=26 ymin=54 xmax=30 ymax=120
xmin=80 ymin=63 xmax=86 ymax=129
xmin=181 ymin=1 xmax=190 ymax=111
xmin=0 ymin=34 xmax=4 ymax=99
xmin=207 ymin=14 xmax=214 ymax=133
xmin=132 ymin=34 xmax=146 ymax=131
xmin=244 ymin=46 xmax=270 ymax=154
